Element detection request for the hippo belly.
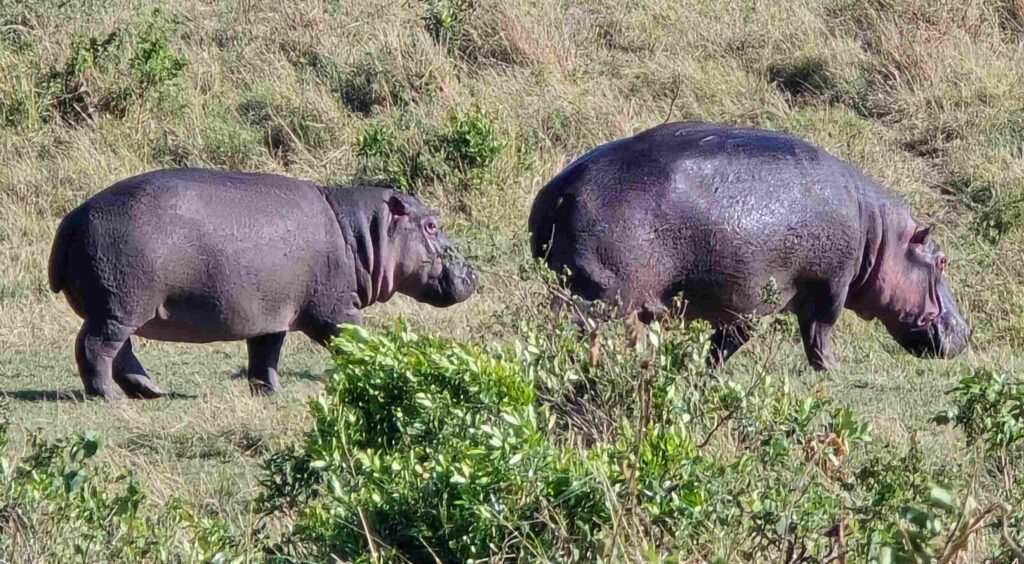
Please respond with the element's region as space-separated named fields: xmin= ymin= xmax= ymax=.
xmin=133 ymin=290 xmax=300 ymax=343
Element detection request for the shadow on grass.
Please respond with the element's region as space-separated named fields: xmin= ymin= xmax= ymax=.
xmin=0 ymin=389 xmax=86 ymax=402
xmin=0 ymin=389 xmax=198 ymax=402
xmin=229 ymin=368 xmax=324 ymax=382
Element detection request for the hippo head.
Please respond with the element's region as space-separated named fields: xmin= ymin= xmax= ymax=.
xmin=386 ymin=194 xmax=477 ymax=307
xmin=876 ymin=226 xmax=971 ymax=359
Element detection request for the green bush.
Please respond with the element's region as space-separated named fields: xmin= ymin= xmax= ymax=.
xmin=238 ymin=89 xmax=329 ymax=162
xmin=130 ymin=8 xmax=187 ymax=89
xmin=354 ymin=108 xmax=505 ymax=196
xmin=423 ymin=0 xmax=471 ymax=53
xmin=338 ymin=54 xmax=411 ymax=115
xmin=0 ymin=403 xmax=244 ymax=562
xmin=37 ymin=7 xmax=187 ymax=125
xmin=257 ymin=322 xmax=611 ymax=561
xmin=354 ymin=121 xmax=433 ymax=192
xmin=432 ymin=107 xmax=505 ymax=173
xmin=254 ymin=300 xmax=993 ymax=561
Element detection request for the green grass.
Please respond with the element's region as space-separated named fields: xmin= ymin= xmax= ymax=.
xmin=2 ymin=0 xmax=1024 ymax=560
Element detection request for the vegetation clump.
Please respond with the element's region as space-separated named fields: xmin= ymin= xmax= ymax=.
xmin=355 ymin=107 xmax=505 ymax=199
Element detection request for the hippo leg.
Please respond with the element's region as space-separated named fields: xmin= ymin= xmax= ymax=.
xmin=113 ymin=339 xmax=167 ymax=399
xmin=75 ymin=320 xmax=133 ymax=401
xmin=299 ymin=307 xmax=361 ymax=348
xmin=793 ymin=282 xmax=847 ymax=371
xmin=246 ymin=332 xmax=286 ymax=396
xmin=707 ymin=323 xmax=754 ymax=368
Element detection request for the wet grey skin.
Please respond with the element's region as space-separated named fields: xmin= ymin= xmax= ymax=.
xmin=529 ymin=121 xmax=971 ymax=370
xmin=48 ymin=168 xmax=477 ymax=400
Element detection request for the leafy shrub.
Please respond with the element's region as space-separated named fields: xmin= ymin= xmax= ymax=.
xmin=238 ymin=89 xmax=329 ymax=162
xmin=354 ymin=108 xmax=505 ymax=196
xmin=338 ymin=54 xmax=411 ymax=115
xmin=432 ymin=107 xmax=505 ymax=173
xmin=354 ymin=122 xmax=433 ymax=192
xmin=423 ymin=0 xmax=472 ymax=53
xmin=38 ymin=8 xmax=187 ymax=125
xmin=938 ymin=369 xmax=1024 ymax=450
xmin=0 ymin=403 xmax=244 ymax=562
xmin=129 ymin=9 xmax=187 ymax=89
xmin=934 ymin=368 xmax=1024 ymax=560
xmin=255 ymin=293 xmax=990 ymax=561
xmin=258 ymin=322 xmax=611 ymax=561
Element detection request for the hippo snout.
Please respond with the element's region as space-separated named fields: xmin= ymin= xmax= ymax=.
xmin=899 ymin=311 xmax=971 ymax=360
xmin=418 ymin=260 xmax=477 ymax=307
xmin=933 ymin=311 xmax=972 ymax=359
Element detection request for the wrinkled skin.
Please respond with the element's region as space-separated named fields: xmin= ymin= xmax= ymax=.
xmin=48 ymin=168 xmax=477 ymax=400
xmin=529 ymin=121 xmax=971 ymax=370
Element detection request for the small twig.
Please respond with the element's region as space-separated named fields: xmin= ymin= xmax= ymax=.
xmin=416 ymin=535 xmax=444 ymax=563
xmin=358 ymin=508 xmax=380 ymax=562
xmin=937 ymin=502 xmax=1000 ymax=563
xmin=662 ymin=79 xmax=681 ymax=124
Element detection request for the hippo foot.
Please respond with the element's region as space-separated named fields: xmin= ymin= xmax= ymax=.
xmin=84 ymin=387 xmax=127 ymax=402
xmin=114 ymin=373 xmax=168 ymax=399
xmin=809 ymin=358 xmax=835 ymax=372
xmin=248 ymin=379 xmax=281 ymax=396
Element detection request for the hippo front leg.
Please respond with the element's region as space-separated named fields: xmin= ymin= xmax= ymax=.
xmin=247 ymin=332 xmax=286 ymax=395
xmin=299 ymin=309 xmax=361 ymax=348
xmin=793 ymin=280 xmax=847 ymax=371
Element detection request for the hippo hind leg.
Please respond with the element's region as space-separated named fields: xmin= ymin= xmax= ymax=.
xmin=75 ymin=320 xmax=133 ymax=401
xmin=112 ymin=339 xmax=167 ymax=399
xmin=246 ymin=332 xmax=286 ymax=396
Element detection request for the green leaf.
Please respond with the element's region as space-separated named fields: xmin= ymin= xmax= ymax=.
xmin=928 ymin=485 xmax=956 ymax=512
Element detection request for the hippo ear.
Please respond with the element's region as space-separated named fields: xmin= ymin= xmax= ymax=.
xmin=387 ymin=194 xmax=409 ymax=217
xmin=910 ymin=226 xmax=931 ymax=245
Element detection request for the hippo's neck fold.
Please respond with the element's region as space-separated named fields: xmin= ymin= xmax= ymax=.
xmin=320 ymin=186 xmax=398 ymax=309
xmin=845 ymin=195 xmax=910 ymax=323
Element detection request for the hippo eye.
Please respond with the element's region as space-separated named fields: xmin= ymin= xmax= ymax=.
xmin=425 ymin=220 xmax=438 ymax=235
xmin=937 ymin=254 xmax=948 ymax=271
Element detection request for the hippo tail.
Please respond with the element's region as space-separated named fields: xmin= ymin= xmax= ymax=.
xmin=528 ymin=190 xmax=561 ymax=261
xmin=47 ymin=213 xmax=76 ymax=293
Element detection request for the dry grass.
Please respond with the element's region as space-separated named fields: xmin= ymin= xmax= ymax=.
xmin=1 ymin=0 xmax=1023 ymax=554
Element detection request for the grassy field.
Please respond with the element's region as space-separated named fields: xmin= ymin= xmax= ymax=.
xmin=2 ymin=0 xmax=1024 ymax=560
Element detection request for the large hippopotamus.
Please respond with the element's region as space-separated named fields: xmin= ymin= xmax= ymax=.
xmin=529 ymin=122 xmax=971 ymax=370
xmin=49 ymin=168 xmax=477 ymax=400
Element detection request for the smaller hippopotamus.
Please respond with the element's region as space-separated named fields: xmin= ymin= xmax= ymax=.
xmin=529 ymin=122 xmax=971 ymax=369
xmin=48 ymin=168 xmax=477 ymax=400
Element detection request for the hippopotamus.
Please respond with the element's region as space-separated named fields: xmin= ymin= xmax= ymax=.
xmin=48 ymin=168 xmax=477 ymax=400
xmin=529 ymin=121 xmax=971 ymax=370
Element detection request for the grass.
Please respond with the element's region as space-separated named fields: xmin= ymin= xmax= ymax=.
xmin=2 ymin=0 xmax=1024 ymax=560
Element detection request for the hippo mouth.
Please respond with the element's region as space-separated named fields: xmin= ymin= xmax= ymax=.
xmin=416 ymin=259 xmax=477 ymax=307
xmin=896 ymin=312 xmax=972 ymax=359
